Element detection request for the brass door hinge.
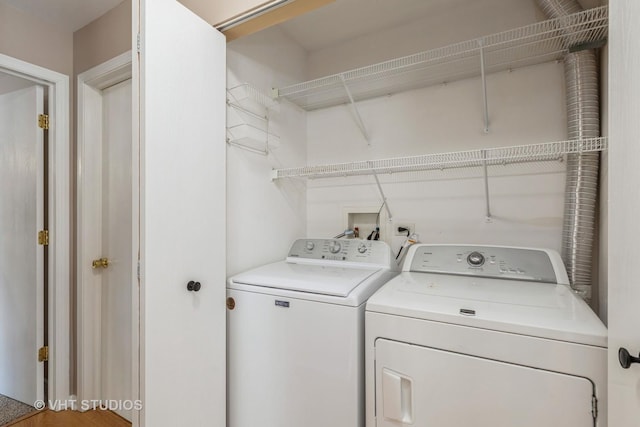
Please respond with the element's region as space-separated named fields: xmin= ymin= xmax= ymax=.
xmin=38 ymin=114 xmax=49 ymax=130
xmin=38 ymin=346 xmax=48 ymax=362
xmin=38 ymin=230 xmax=49 ymax=246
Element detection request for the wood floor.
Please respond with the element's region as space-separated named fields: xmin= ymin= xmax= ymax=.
xmin=5 ymin=409 xmax=131 ymax=427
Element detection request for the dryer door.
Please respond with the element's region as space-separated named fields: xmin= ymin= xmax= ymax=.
xmin=375 ymin=339 xmax=595 ymax=426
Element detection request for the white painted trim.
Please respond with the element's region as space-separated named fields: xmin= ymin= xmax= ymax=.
xmin=76 ymin=51 xmax=133 ymax=407
xmin=131 ymin=6 xmax=142 ymax=427
xmin=76 ymin=81 xmax=103 ymax=406
xmin=35 ymin=85 xmax=46 ymax=402
xmin=0 ymin=53 xmax=70 ymax=403
xmin=133 ymin=3 xmax=144 ymax=425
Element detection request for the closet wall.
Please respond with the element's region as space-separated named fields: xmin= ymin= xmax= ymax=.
xmin=302 ymin=0 xmax=567 ymax=251
xmin=227 ymin=0 xmax=607 ymax=316
xmin=305 ymin=60 xmax=567 ymax=251
xmin=226 ymin=26 xmax=308 ymax=276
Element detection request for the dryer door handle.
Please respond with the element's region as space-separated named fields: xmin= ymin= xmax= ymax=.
xmin=381 ymin=368 xmax=413 ymax=423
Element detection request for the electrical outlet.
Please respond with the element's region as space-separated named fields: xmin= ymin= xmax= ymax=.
xmin=394 ymin=223 xmax=415 ymax=236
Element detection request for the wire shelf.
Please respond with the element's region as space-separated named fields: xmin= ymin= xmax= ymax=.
xmin=274 ymin=6 xmax=608 ymax=110
xmin=227 ymin=83 xmax=279 ymax=114
xmin=226 ymin=83 xmax=280 ymax=155
xmin=271 ymin=137 xmax=607 ymax=180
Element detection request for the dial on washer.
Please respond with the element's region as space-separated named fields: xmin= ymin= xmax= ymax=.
xmin=329 ymin=241 xmax=342 ymax=254
xmin=467 ymin=251 xmax=485 ymax=267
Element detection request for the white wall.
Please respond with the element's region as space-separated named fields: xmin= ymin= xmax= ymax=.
xmin=306 ymin=61 xmax=568 ymax=255
xmin=301 ymin=0 xmax=572 ymax=257
xmin=0 ymin=2 xmax=74 ymax=77
xmin=226 ymin=26 xmax=308 ymax=276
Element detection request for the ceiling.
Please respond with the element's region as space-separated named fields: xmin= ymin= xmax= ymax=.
xmin=0 ymin=0 xmax=604 ymax=47
xmin=280 ymin=0 xmax=470 ymax=51
xmin=0 ymin=0 xmax=125 ymax=32
xmin=278 ymin=0 xmax=605 ymax=52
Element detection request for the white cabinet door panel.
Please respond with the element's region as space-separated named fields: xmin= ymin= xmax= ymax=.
xmin=608 ymin=0 xmax=640 ymax=425
xmin=136 ymin=1 xmax=226 ymax=425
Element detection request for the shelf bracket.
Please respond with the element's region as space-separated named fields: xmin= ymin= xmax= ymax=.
xmin=482 ymin=150 xmax=492 ymax=221
xmin=340 ymin=75 xmax=370 ymax=144
xmin=368 ymin=161 xmax=392 ymax=221
xmin=478 ymin=40 xmax=490 ymax=134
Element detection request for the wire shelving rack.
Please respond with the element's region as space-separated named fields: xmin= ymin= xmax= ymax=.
xmin=271 ymin=138 xmax=607 ymax=180
xmin=271 ymin=137 xmax=608 ymax=220
xmin=273 ymin=6 xmax=608 ymax=111
xmin=226 ymin=83 xmax=280 ymax=155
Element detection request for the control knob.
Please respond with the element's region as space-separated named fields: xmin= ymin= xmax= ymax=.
xmin=328 ymin=241 xmax=342 ymax=254
xmin=467 ymin=251 xmax=485 ymax=267
xmin=357 ymin=243 xmax=368 ymax=254
xmin=306 ymin=241 xmax=315 ymax=251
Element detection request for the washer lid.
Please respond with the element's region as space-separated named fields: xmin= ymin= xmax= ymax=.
xmin=229 ymin=261 xmax=381 ymax=298
xmin=366 ymin=272 xmax=607 ymax=347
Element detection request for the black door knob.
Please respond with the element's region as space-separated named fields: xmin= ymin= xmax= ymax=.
xmin=618 ymin=347 xmax=640 ymax=369
xmin=187 ymin=281 xmax=202 ymax=292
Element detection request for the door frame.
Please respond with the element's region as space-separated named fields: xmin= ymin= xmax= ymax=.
xmin=0 ymin=53 xmax=70 ymax=403
xmin=76 ymin=51 xmax=133 ymax=406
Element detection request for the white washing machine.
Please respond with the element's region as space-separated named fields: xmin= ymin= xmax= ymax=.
xmin=227 ymin=238 xmax=398 ymax=427
xmin=365 ymin=244 xmax=608 ymax=427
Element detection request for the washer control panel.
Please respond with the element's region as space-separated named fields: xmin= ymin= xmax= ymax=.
xmin=408 ymin=245 xmax=558 ymax=283
xmin=288 ymin=239 xmax=392 ymax=266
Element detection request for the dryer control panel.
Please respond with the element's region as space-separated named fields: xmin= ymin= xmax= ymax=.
xmin=406 ymin=245 xmax=562 ymax=284
xmin=287 ymin=239 xmax=393 ymax=267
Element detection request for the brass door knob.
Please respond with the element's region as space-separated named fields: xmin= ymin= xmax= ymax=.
xmin=92 ymin=257 xmax=109 ymax=269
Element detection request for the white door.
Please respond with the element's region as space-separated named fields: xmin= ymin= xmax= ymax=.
xmin=0 ymin=85 xmax=45 ymax=406
xmin=100 ymin=79 xmax=133 ymax=420
xmin=608 ymin=1 xmax=640 ymax=425
xmin=376 ymin=339 xmax=595 ymax=426
xmin=77 ymin=57 xmax=133 ymax=418
xmin=135 ymin=1 xmax=226 ymax=426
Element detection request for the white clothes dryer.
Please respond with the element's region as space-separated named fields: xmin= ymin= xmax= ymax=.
xmin=365 ymin=244 xmax=607 ymax=427
xmin=228 ymin=238 xmax=398 ymax=427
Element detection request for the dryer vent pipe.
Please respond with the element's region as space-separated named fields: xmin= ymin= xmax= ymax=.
xmin=536 ymin=0 xmax=600 ymax=302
